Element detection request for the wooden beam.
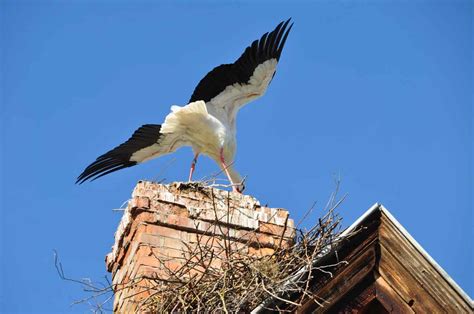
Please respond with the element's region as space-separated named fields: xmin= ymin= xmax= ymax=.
xmin=378 ymin=212 xmax=472 ymax=313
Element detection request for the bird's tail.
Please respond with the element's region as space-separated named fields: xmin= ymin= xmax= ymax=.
xmin=161 ymin=100 xmax=208 ymax=135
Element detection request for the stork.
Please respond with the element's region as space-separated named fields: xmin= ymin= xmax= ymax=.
xmin=77 ymin=19 xmax=293 ymax=193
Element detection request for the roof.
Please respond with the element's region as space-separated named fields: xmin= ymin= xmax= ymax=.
xmin=253 ymin=203 xmax=473 ymax=313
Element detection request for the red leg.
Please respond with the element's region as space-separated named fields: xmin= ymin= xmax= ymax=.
xmin=188 ymin=153 xmax=199 ymax=182
xmin=219 ymin=148 xmax=240 ymax=193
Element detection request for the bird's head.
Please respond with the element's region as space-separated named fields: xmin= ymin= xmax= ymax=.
xmin=235 ymin=181 xmax=246 ymax=194
xmin=226 ymin=166 xmax=245 ymax=194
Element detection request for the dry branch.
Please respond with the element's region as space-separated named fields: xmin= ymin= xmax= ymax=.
xmin=56 ymin=179 xmax=348 ymax=313
xmin=137 ymin=181 xmax=347 ymax=313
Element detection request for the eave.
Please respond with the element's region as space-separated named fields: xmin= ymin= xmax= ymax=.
xmin=254 ymin=204 xmax=473 ymax=313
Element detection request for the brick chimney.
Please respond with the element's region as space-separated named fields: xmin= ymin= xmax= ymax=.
xmin=105 ymin=181 xmax=295 ymax=312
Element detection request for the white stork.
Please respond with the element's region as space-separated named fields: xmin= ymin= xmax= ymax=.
xmin=77 ymin=19 xmax=293 ymax=193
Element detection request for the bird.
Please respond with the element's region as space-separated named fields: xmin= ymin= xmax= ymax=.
xmin=77 ymin=19 xmax=293 ymax=193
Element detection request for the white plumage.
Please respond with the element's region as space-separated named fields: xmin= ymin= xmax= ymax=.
xmin=161 ymin=100 xmax=242 ymax=190
xmin=77 ymin=19 xmax=293 ymax=193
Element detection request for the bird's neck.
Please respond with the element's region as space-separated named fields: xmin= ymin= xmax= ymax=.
xmin=226 ymin=165 xmax=243 ymax=190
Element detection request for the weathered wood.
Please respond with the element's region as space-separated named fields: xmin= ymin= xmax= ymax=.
xmin=379 ymin=212 xmax=472 ymax=313
xmin=296 ymin=216 xmax=381 ymax=313
xmin=308 ymin=246 xmax=377 ymax=313
xmin=324 ymin=275 xmax=377 ymax=313
xmin=375 ymin=276 xmax=414 ymax=314
xmin=276 ymin=206 xmax=473 ymax=313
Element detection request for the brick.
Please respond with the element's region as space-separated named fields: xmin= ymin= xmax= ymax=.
xmin=144 ymin=224 xmax=181 ymax=240
xmin=107 ymin=181 xmax=295 ymax=312
xmin=131 ymin=196 xmax=150 ymax=209
xmin=164 ymin=260 xmax=184 ymax=272
xmin=133 ymin=265 xmax=162 ymax=279
xmin=277 ymin=209 xmax=289 ymax=218
xmin=136 ymin=232 xmax=163 ymax=247
xmin=259 ymin=222 xmax=286 ymax=236
xmin=259 ymin=222 xmax=294 ymax=239
xmin=162 ymin=236 xmax=187 ymax=250
xmin=261 ymin=207 xmax=272 ymax=215
xmin=151 ymin=246 xmax=187 ymax=260
xmin=249 ymin=247 xmax=275 ymax=256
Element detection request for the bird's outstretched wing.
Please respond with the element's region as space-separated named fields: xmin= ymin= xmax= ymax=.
xmin=76 ymin=124 xmax=184 ymax=183
xmin=189 ymin=19 xmax=293 ymax=114
xmin=77 ymin=100 xmax=213 ymax=183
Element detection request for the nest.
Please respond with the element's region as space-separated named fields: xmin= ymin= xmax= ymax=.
xmin=137 ymin=187 xmax=346 ymax=312
xmin=55 ymin=181 xmax=347 ymax=313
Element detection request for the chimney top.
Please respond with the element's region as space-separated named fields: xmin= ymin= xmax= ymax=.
xmin=106 ymin=181 xmax=295 ymax=312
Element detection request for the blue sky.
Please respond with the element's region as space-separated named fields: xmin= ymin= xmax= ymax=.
xmin=1 ymin=0 xmax=472 ymax=312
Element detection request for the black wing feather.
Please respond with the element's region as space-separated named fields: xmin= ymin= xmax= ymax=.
xmin=76 ymin=124 xmax=162 ymax=184
xmin=189 ymin=18 xmax=293 ymax=103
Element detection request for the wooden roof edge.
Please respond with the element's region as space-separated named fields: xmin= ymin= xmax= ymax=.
xmin=251 ymin=203 xmax=473 ymax=313
xmin=251 ymin=203 xmax=382 ymax=313
xmin=339 ymin=202 xmax=382 ymax=238
xmin=357 ymin=203 xmax=473 ymax=307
